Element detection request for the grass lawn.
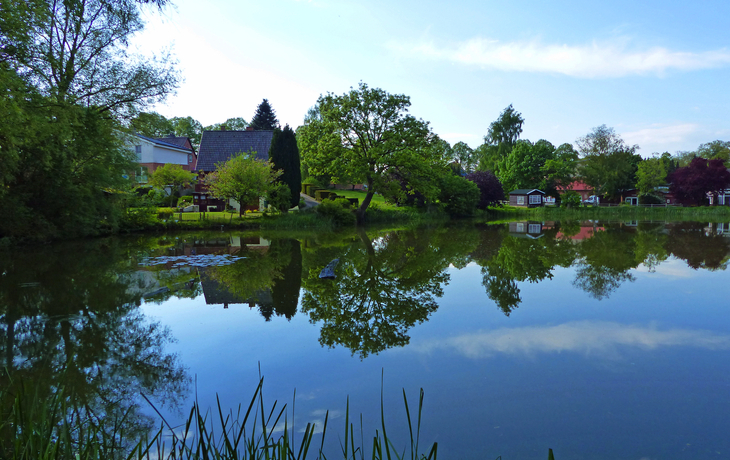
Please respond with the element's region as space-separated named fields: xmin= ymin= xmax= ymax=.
xmin=327 ymin=189 xmax=399 ymax=210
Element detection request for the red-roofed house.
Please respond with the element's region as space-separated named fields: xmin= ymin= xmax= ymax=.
xmin=558 ymin=181 xmax=593 ymax=201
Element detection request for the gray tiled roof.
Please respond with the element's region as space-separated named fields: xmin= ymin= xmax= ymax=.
xmin=154 ymin=135 xmax=194 ymax=152
xmin=196 ymin=130 xmax=273 ymax=172
xmin=136 ymin=134 xmax=191 ymax=152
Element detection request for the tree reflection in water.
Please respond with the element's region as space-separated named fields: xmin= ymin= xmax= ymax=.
xmin=301 ymin=227 xmax=475 ymax=358
xmin=0 ymin=238 xmax=189 ymax=456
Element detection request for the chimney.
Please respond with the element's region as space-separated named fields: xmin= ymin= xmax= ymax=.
xmin=220 ymin=126 xmax=226 ymax=131
xmin=246 ymin=126 xmax=254 ymax=131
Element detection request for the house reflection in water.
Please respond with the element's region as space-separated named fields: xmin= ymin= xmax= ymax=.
xmin=189 ymin=235 xmax=301 ymax=322
xmin=509 ymin=221 xmax=545 ymax=239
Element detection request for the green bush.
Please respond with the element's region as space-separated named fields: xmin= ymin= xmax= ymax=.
xmin=561 ymin=191 xmax=582 ymax=208
xmin=438 ymin=174 xmax=479 ymax=217
xmin=315 ymin=198 xmax=356 ymax=226
xmin=177 ymin=196 xmax=193 ymax=208
xmin=267 ymin=182 xmax=293 ymax=213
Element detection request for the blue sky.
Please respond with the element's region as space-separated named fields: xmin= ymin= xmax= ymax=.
xmin=133 ymin=0 xmax=730 ymax=156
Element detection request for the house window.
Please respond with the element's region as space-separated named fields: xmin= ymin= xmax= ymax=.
xmin=515 ymin=223 xmax=525 ymax=232
xmin=528 ymin=224 xmax=541 ymax=233
xmin=529 ymin=194 xmax=542 ymax=204
xmin=135 ymin=145 xmax=142 ymax=161
xmin=188 ymin=154 xmax=193 ymax=164
xmin=516 ymin=196 xmax=525 ymax=205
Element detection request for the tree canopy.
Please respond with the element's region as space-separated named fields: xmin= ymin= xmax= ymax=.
xmin=249 ymin=99 xmax=280 ymax=130
xmin=204 ymin=154 xmax=281 ymax=216
xmin=297 ymin=82 xmax=437 ymax=223
xmin=669 ymin=157 xmax=730 ymax=206
xmin=577 ymin=125 xmax=641 ymax=201
xmin=148 ymin=164 xmax=197 ymax=206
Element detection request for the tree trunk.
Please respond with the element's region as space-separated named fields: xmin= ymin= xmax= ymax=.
xmin=356 ymin=190 xmax=375 ymax=225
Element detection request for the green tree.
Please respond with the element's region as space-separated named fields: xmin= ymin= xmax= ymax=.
xmin=452 ymin=141 xmax=476 ymax=172
xmin=130 ymin=112 xmax=174 ymax=137
xmin=171 ymin=116 xmax=204 ymax=147
xmin=498 ymin=139 xmax=555 ymax=191
xmin=541 ymin=143 xmax=579 ymax=197
xmin=205 ymin=117 xmax=249 ymax=132
xmin=249 ymin=99 xmax=280 ymax=130
xmin=697 ymin=140 xmax=730 ymax=162
xmin=1 ymin=0 xmax=178 ymax=117
xmin=269 ymin=125 xmax=302 ymax=209
xmin=438 ymin=173 xmax=480 ymax=216
xmin=204 ymin=154 xmax=281 ymax=217
xmin=636 ymin=157 xmax=667 ymax=196
xmin=148 ymin=164 xmax=197 ymax=206
xmin=486 ymin=104 xmax=524 ymax=148
xmin=577 ymin=125 xmax=641 ymax=201
xmin=298 ymin=82 xmax=436 ymax=223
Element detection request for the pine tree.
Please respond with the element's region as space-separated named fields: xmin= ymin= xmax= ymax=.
xmin=250 ymin=99 xmax=280 ymax=130
xmin=268 ymin=125 xmax=302 ymax=209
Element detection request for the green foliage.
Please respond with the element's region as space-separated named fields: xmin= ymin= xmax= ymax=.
xmin=177 ymin=196 xmax=193 ymax=208
xmin=561 ymin=190 xmax=582 ymax=208
xmin=315 ymin=198 xmax=357 ymax=226
xmin=267 ymin=182 xmax=293 ymax=213
xmin=205 ymin=154 xmax=281 ymax=217
xmin=249 ymin=99 xmax=280 ymax=130
xmin=148 ymin=164 xmax=197 ymax=206
xmin=2 ymin=0 xmax=178 ymax=118
xmin=170 ymin=116 xmax=204 ymax=147
xmin=636 ymin=157 xmax=667 ymax=195
xmin=298 ymin=82 xmax=436 ymax=223
xmin=577 ymin=125 xmax=641 ymax=201
xmin=542 ymin=143 xmax=579 ymax=195
xmin=438 ymin=174 xmax=480 ymax=217
xmin=485 ymin=104 xmax=524 ymax=148
xmin=205 ymin=117 xmax=249 ymax=132
xmin=452 ymin=141 xmax=476 ymax=173
xmin=130 ymin=112 xmax=175 ymax=137
xmin=498 ymin=139 xmax=553 ymax=191
xmin=269 ymin=125 xmax=302 ymax=208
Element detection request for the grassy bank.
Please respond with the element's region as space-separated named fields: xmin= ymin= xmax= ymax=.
xmin=486 ymin=204 xmax=730 ymax=222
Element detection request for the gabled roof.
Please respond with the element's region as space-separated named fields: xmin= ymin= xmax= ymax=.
xmin=136 ymin=134 xmax=192 ymax=153
xmin=509 ymin=189 xmax=545 ymax=195
xmin=196 ymin=130 xmax=274 ymax=172
xmin=153 ymin=135 xmax=195 ymax=153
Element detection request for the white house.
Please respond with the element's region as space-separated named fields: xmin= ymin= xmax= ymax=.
xmin=131 ymin=134 xmax=197 ymax=183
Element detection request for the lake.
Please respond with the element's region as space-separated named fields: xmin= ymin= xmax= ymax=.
xmin=1 ymin=220 xmax=729 ymax=459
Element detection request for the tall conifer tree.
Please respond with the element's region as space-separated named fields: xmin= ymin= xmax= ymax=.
xmin=269 ymin=125 xmax=302 ymax=208
xmin=250 ymin=99 xmax=280 ymax=130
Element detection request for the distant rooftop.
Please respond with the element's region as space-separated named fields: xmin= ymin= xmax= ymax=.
xmin=196 ymin=130 xmax=274 ymax=171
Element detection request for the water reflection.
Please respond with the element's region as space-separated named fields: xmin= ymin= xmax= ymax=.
xmin=0 ymin=238 xmax=189 ymax=453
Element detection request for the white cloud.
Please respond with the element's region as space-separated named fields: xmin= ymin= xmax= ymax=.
xmin=622 ymin=123 xmax=699 ymax=149
xmin=410 ymin=321 xmax=730 ymax=358
xmin=398 ymin=38 xmax=730 ymax=78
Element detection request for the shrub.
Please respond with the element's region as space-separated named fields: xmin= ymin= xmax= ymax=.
xmin=315 ymin=198 xmax=356 ymax=226
xmin=465 ymin=171 xmax=504 ymax=209
xmin=639 ymin=193 xmax=663 ymax=205
xmin=561 ymin=191 xmax=582 ymax=208
xmin=267 ymin=182 xmax=293 ymax=213
xmin=177 ymin=196 xmax=193 ymax=208
xmin=438 ymin=174 xmax=479 ymax=217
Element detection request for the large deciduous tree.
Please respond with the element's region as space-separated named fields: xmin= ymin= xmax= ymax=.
xmin=297 ymin=82 xmax=435 ymax=223
xmin=0 ymin=0 xmax=178 ymax=240
xmin=2 ymin=0 xmax=178 ymax=117
xmin=669 ymin=157 xmax=730 ymax=206
xmin=131 ymin=112 xmax=175 ymax=137
xmin=268 ymin=125 xmax=302 ymax=209
xmin=452 ymin=141 xmax=476 ymax=173
xmin=478 ymin=104 xmax=525 ymax=173
xmin=577 ymin=125 xmax=641 ymax=201
xmin=204 ymin=154 xmax=281 ymax=217
xmin=636 ymin=157 xmax=667 ymax=197
xmin=249 ymin=99 xmax=280 ymax=130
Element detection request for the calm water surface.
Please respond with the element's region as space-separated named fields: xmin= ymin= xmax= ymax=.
xmin=2 ymin=221 xmax=730 ymax=459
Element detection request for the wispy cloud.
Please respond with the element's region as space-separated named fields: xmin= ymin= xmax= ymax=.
xmin=410 ymin=321 xmax=730 ymax=358
xmin=622 ymin=123 xmax=700 ymax=150
xmin=396 ymin=37 xmax=730 ymax=78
